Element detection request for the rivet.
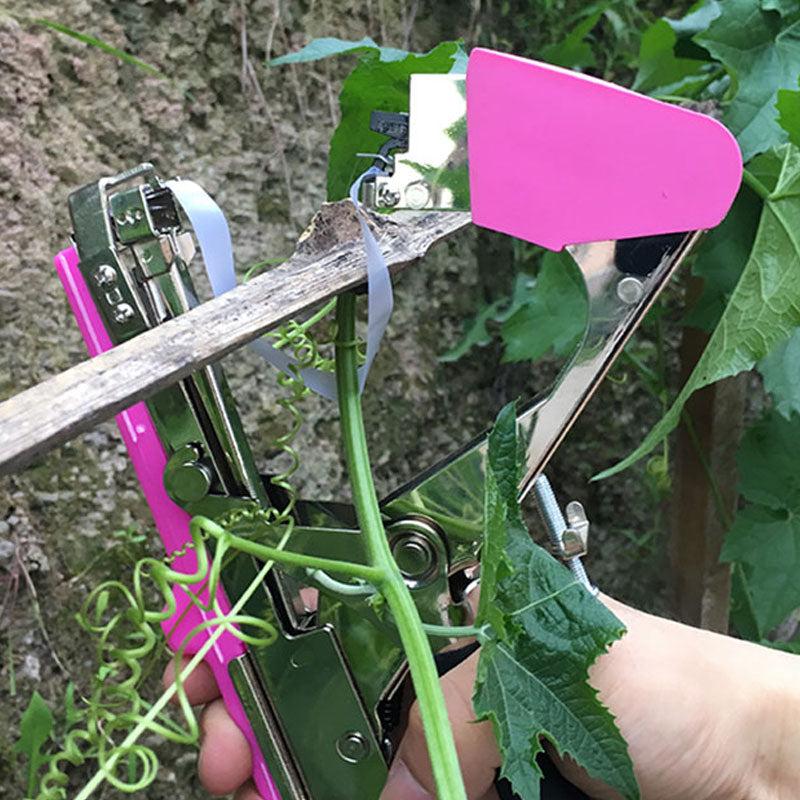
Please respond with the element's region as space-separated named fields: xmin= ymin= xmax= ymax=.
xmin=336 ymin=731 xmax=370 ymax=763
xmin=616 ymin=276 xmax=645 ymax=305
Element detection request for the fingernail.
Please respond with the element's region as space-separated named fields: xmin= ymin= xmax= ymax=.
xmin=379 ymin=758 xmax=433 ymax=800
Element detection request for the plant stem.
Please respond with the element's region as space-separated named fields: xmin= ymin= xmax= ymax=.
xmin=335 ymin=293 xmax=467 ymax=800
xmin=212 ymin=527 xmax=384 ymax=583
xmin=742 ymin=168 xmax=771 ymax=201
xmin=680 ymin=409 xmax=734 ymax=529
xmin=421 ymin=623 xmax=486 ymax=639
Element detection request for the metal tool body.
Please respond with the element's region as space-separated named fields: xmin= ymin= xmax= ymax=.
xmin=58 ymin=46 xmax=742 ymax=800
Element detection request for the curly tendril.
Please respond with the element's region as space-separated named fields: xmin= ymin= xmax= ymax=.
xmin=35 ymin=311 xmax=346 ymax=800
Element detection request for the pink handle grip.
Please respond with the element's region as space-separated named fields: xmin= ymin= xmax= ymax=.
xmin=55 ymin=248 xmax=279 ymax=800
xmin=466 ymin=48 xmax=742 ymax=250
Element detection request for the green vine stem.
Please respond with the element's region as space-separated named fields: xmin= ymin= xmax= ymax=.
xmin=334 ymin=292 xmax=468 ymax=800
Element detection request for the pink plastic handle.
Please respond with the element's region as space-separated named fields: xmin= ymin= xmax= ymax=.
xmin=466 ymin=48 xmax=742 ymax=250
xmin=54 ymin=248 xmax=279 ymax=800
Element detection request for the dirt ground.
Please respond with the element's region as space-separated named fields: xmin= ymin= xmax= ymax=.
xmin=0 ymin=3 xmax=677 ymax=798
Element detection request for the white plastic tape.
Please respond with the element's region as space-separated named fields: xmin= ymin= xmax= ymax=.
xmin=165 ymin=167 xmax=392 ymax=400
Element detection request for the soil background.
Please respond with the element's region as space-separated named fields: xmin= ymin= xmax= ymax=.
xmin=1 ymin=2 xmax=680 ymax=798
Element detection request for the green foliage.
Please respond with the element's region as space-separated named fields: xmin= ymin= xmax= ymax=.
xmin=474 ymin=404 xmax=636 ymax=800
xmin=442 ymin=251 xmax=587 ymax=364
xmin=777 ymin=82 xmax=800 ymax=146
xmin=539 ymin=4 xmax=609 ymax=70
xmin=500 ymin=252 xmax=587 ymax=363
xmin=682 ymin=185 xmax=761 ymax=331
xmin=633 ymin=15 xmax=716 ymax=94
xmin=273 ymin=37 xmax=466 ymax=201
xmin=438 ymin=300 xmax=500 ymax=363
xmin=269 ymin=36 xmax=410 ymax=65
xmin=694 ymin=0 xmax=800 ymax=160
xmin=597 ymin=144 xmax=800 ymax=479
xmin=14 ymin=692 xmax=54 ymax=799
xmin=721 ymin=410 xmax=800 ymax=636
xmin=36 ymin=19 xmax=168 ymax=79
xmin=758 ymin=327 xmax=800 ymax=416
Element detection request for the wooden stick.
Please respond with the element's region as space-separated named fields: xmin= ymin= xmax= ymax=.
xmin=0 ymin=203 xmax=470 ymax=476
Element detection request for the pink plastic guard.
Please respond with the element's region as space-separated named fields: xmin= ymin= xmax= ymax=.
xmin=466 ymin=48 xmax=742 ymax=250
xmin=54 ymin=248 xmax=279 ymax=800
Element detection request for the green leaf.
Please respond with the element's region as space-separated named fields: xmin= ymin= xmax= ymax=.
xmin=737 ymin=408 xmax=800 ymax=508
xmin=633 ymin=18 xmax=711 ymax=93
xmin=539 ymin=4 xmax=607 ymax=70
xmin=474 ymin=405 xmax=636 ymax=800
xmin=729 ymin=561 xmax=763 ymax=639
xmin=36 ymin=19 xmax=168 ymax=80
xmin=777 ymin=83 xmax=800 ymax=145
xmin=721 ymin=504 xmax=800 ymax=631
xmin=269 ymin=36 xmax=409 ymax=66
xmin=667 ymin=0 xmax=723 ymax=39
xmin=438 ymin=300 xmax=502 ymax=362
xmin=695 ymin=0 xmax=800 ymax=160
xmin=720 ymin=410 xmax=800 ymax=633
xmin=683 ymin=184 xmax=762 ymax=331
xmin=596 ymin=144 xmax=800 ymax=480
xmin=747 ymin=143 xmax=787 ymax=193
xmin=758 ymin=326 xmax=800 ymax=416
xmin=500 ymin=251 xmax=587 ymax=363
xmin=14 ymin=691 xmax=54 ymax=798
xmin=324 ymin=41 xmax=463 ymax=200
xmin=761 ymin=0 xmax=800 ymax=17
xmin=63 ymin=682 xmax=82 ymax=731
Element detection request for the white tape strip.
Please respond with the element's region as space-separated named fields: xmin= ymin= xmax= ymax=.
xmin=165 ymin=167 xmax=392 ymax=399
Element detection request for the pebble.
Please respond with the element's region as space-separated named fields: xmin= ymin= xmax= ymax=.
xmin=0 ymin=539 xmax=16 ymax=568
xmin=18 ymin=653 xmax=41 ymax=682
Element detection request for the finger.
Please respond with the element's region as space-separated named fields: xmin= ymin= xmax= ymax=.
xmin=233 ymin=779 xmax=263 ymax=800
xmin=380 ymin=648 xmax=501 ymax=800
xmin=198 ymin=698 xmax=253 ymax=796
xmin=162 ymin=656 xmax=220 ymax=707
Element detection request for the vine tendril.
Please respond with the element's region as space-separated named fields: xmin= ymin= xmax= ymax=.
xmin=35 ymin=311 xmax=357 ymax=800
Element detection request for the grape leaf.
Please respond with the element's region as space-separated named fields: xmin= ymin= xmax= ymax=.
xmin=325 ymin=41 xmax=464 ymax=200
xmin=761 ymin=0 xmax=800 ymax=17
xmin=664 ymin=0 xmax=723 ymax=38
xmin=438 ymin=299 xmax=502 ymax=363
xmin=721 ymin=410 xmax=800 ymax=632
xmin=474 ymin=403 xmax=637 ymax=800
xmin=14 ymin=691 xmax=54 ymax=798
xmin=500 ymin=251 xmax=587 ymax=363
xmin=633 ymin=13 xmax=715 ymax=94
xmin=758 ymin=326 xmax=800 ymax=416
xmin=737 ymin=408 xmax=800 ymax=508
xmin=729 ymin=561 xmax=763 ymax=640
xmin=539 ymin=4 xmax=607 ymax=71
xmin=682 ymin=184 xmax=761 ymax=331
xmin=271 ymin=38 xmax=465 ymax=200
xmin=777 ymin=83 xmax=800 ymax=145
xmin=269 ymin=36 xmax=409 ymax=65
xmin=695 ymin=0 xmax=800 ymax=160
xmin=596 ymin=144 xmax=800 ymax=480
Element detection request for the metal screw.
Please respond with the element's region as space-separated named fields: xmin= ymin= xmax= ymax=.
xmin=93 ymin=265 xmax=117 ymax=288
xmin=616 ymin=276 xmax=645 ymax=305
xmin=336 ymin=731 xmax=370 ymax=763
xmin=532 ymin=475 xmax=595 ymax=593
xmin=377 ymin=183 xmax=401 ymax=207
xmin=113 ymin=303 xmax=135 ymax=324
xmin=405 ymin=181 xmax=430 ymax=210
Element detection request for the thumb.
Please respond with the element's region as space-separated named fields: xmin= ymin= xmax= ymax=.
xmin=379 ymin=647 xmax=501 ymax=800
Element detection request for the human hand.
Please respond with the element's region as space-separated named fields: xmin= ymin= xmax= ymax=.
xmin=161 ymin=658 xmax=261 ymax=800
xmin=166 ymin=594 xmax=800 ymax=800
xmin=381 ymin=595 xmax=800 ymax=800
